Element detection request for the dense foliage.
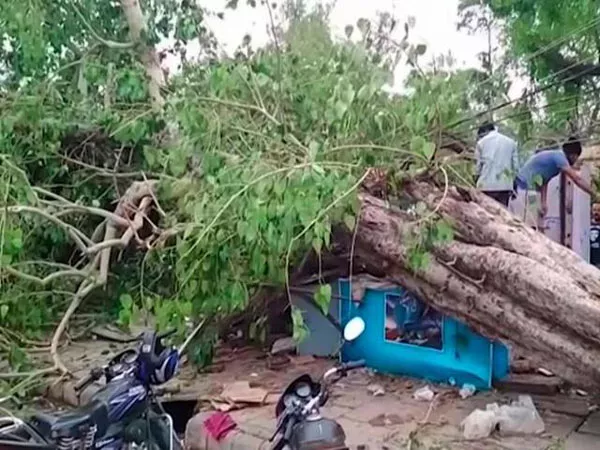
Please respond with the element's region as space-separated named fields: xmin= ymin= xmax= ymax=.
xmin=0 ymin=0 xmax=596 ymax=397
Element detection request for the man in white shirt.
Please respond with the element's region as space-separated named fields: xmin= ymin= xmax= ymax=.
xmin=475 ymin=122 xmax=519 ymax=207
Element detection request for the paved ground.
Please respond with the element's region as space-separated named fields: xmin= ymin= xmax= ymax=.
xmin=41 ymin=340 xmax=600 ymax=449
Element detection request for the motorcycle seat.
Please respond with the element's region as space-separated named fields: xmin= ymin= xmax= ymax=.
xmin=31 ymin=400 xmax=109 ymax=439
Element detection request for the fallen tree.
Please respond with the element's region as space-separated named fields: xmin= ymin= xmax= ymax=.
xmin=349 ymin=175 xmax=600 ymax=390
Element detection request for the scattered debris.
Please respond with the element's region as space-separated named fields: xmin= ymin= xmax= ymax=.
xmin=511 ymin=358 xmax=535 ymax=374
xmin=266 ymin=354 xmax=291 ymax=370
xmin=209 ymin=399 xmax=236 ymax=412
xmin=461 ymin=395 xmax=545 ymax=440
xmin=271 ymin=336 xmax=296 ymax=355
xmin=461 ymin=407 xmax=498 ymax=440
xmin=494 ymin=373 xmax=562 ymax=395
xmin=291 ymin=355 xmax=315 ymax=365
xmin=203 ymin=411 xmax=237 ymax=441
xmin=90 ymin=325 xmax=137 ymax=343
xmin=221 ymin=381 xmax=268 ymax=405
xmin=413 ymin=385 xmax=435 ymax=402
xmin=459 ymin=383 xmax=476 ymax=399
xmin=368 ymin=413 xmax=412 ymax=427
xmin=497 ymin=395 xmax=545 ymax=436
xmin=537 ymin=367 xmax=554 ymax=377
xmin=367 ymin=383 xmax=385 ymax=396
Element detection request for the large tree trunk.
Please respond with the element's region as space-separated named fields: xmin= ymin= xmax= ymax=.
xmin=354 ymin=180 xmax=600 ymax=390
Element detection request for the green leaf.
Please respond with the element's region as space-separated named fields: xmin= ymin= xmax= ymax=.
xmin=291 ymin=307 xmax=309 ymax=343
xmin=357 ymin=85 xmax=370 ymax=101
xmin=119 ymin=294 xmax=133 ymax=309
xmin=415 ymin=44 xmax=427 ymax=55
xmin=408 ymin=248 xmax=430 ymax=272
xmin=434 ymin=220 xmax=454 ymax=243
xmin=334 ymin=101 xmax=348 ymax=120
xmin=0 ymin=304 xmax=8 ymax=320
xmin=308 ymin=140 xmax=319 ymax=160
xmin=312 ymin=236 xmax=322 ymax=253
xmin=343 ymin=213 xmax=356 ymax=230
xmin=169 ymin=148 xmax=188 ymax=177
xmin=410 ymin=136 xmax=425 ymax=154
xmin=313 ymin=284 xmax=332 ymax=314
xmin=422 ymin=142 xmax=436 ymax=160
xmin=342 ymin=84 xmax=355 ymax=105
xmin=255 ymin=73 xmax=270 ymax=87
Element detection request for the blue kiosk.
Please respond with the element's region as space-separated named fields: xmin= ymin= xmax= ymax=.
xmin=337 ymin=279 xmax=510 ymax=389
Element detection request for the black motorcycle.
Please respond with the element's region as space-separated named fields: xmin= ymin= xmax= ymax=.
xmin=0 ymin=329 xmax=183 ymax=450
xmin=269 ymin=317 xmax=366 ymax=450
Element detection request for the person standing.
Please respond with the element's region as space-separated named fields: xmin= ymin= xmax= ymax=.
xmin=475 ymin=122 xmax=519 ymax=207
xmin=511 ymin=136 xmax=595 ymax=228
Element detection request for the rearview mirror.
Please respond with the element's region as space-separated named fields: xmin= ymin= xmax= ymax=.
xmin=343 ymin=317 xmax=365 ymax=342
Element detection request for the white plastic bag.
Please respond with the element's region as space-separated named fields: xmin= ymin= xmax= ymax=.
xmin=496 ymin=395 xmax=545 ymax=435
xmin=413 ymin=385 xmax=435 ymax=402
xmin=459 ymin=383 xmax=476 ymax=399
xmin=461 ymin=409 xmax=498 ymax=440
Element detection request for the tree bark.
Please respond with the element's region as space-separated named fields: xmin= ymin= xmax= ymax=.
xmin=120 ymin=0 xmax=165 ymax=109
xmin=353 ymin=180 xmax=600 ymax=390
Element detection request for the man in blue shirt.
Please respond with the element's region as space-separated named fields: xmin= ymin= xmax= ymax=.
xmin=511 ymin=137 xmax=595 ymax=227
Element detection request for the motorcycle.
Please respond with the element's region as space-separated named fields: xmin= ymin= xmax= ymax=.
xmin=269 ymin=316 xmax=366 ymax=450
xmin=0 ymin=329 xmax=183 ymax=450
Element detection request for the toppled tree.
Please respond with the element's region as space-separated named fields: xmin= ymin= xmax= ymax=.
xmin=352 ymin=173 xmax=600 ymax=390
xmin=2 ymin=0 xmax=599 ymax=399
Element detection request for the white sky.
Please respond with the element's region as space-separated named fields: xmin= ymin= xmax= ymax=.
xmin=161 ymin=0 xmax=525 ymax=98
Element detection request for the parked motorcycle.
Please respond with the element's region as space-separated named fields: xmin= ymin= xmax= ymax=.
xmin=269 ymin=317 xmax=366 ymax=450
xmin=0 ymin=329 xmax=183 ymax=450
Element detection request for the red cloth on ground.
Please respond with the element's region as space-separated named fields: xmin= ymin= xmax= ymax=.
xmin=203 ymin=412 xmax=237 ymax=441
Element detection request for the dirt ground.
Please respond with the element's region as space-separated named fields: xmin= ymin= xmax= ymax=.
xmin=37 ymin=338 xmax=599 ymax=449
